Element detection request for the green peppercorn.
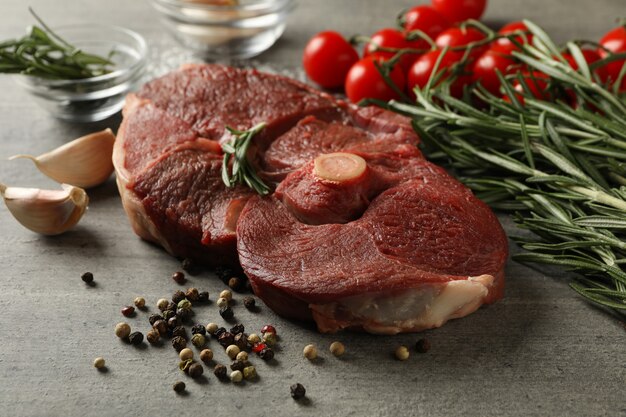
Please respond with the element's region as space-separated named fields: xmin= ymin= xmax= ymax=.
xmin=179 ymin=359 xmax=193 ymax=373
xmin=128 ymin=331 xmax=143 ymax=345
xmin=219 ymin=306 xmax=234 ymax=320
xmin=115 ymin=322 xmax=131 ymax=339
xmin=243 ymin=366 xmax=256 ymax=380
xmin=157 ymin=298 xmax=169 ymax=311
xmin=177 ymin=299 xmax=192 ymax=310
xmin=81 ymin=272 xmax=94 ymax=284
xmin=200 ymin=349 xmax=213 ymax=364
xmin=173 ymin=381 xmax=185 ymax=393
xmin=247 ymin=334 xmax=261 ymax=345
xmin=172 ymin=336 xmax=187 ymax=352
xmin=415 ymin=338 xmax=431 ymax=353
xmin=153 ymin=320 xmax=168 ymax=337
xmin=262 ymin=332 xmax=276 ymax=347
xmin=146 ymin=329 xmax=160 ymax=345
xmin=191 ymin=333 xmax=205 ymax=348
xmin=172 ymin=290 xmax=186 ymax=304
xmin=230 ymin=370 xmax=243 ymax=383
xmin=188 ymin=363 xmax=203 ymax=378
xmin=290 ymin=383 xmax=306 ymax=400
xmin=134 ymin=297 xmax=146 ymax=309
xmin=93 ymin=357 xmax=105 ymax=369
xmin=213 ymin=364 xmax=227 ymax=380
xmin=243 ymin=297 xmax=256 ymax=310
xmin=185 ymin=288 xmax=199 ymax=301
xmin=162 ymin=309 xmax=176 ymax=322
xmin=206 ymin=323 xmax=218 ymax=335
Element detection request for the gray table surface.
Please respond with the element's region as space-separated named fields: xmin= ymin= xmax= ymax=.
xmin=0 ymin=1 xmax=625 ymax=416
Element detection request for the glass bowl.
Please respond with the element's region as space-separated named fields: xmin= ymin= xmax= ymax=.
xmin=16 ymin=25 xmax=147 ymax=123
xmin=150 ymin=0 xmax=295 ymax=60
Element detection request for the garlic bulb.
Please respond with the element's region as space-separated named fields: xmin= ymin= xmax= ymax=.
xmin=10 ymin=129 xmax=116 ymax=188
xmin=0 ymin=183 xmax=88 ymax=235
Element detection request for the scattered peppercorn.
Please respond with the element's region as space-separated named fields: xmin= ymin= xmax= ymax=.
xmin=163 ymin=310 xmax=176 ymax=322
xmin=415 ymin=338 xmax=431 ymax=353
xmin=234 ymin=333 xmax=248 ymax=350
xmin=213 ymin=364 xmax=227 ymax=380
xmin=200 ymin=349 xmax=213 ymax=364
xmin=171 ymin=326 xmax=187 ymax=339
xmin=290 ymin=383 xmax=306 ymax=400
xmin=215 ymin=266 xmax=235 ymax=283
xmin=167 ymin=316 xmax=180 ymax=329
xmin=219 ymin=306 xmax=234 ymax=320
xmin=206 ymin=323 xmax=219 ymax=335
xmin=173 ymin=381 xmax=186 ymax=393
xmin=93 ymin=357 xmax=105 ymax=369
xmin=230 ymin=324 xmax=245 ymax=335
xmin=191 ymin=324 xmax=206 ymax=336
xmin=252 ymin=342 xmax=267 ymax=353
xmin=179 ymin=359 xmax=193 ymax=373
xmin=185 ymin=288 xmax=199 ymax=301
xmin=134 ymin=297 xmax=146 ymax=309
xmin=172 ymin=336 xmax=187 ymax=352
xmin=176 ymin=307 xmax=192 ymax=321
xmin=153 ymin=320 xmax=168 ymax=337
xmin=179 ymin=348 xmax=194 ymax=361
xmin=171 ymin=290 xmax=185 ymax=304
xmin=121 ymin=306 xmax=135 ymax=317
xmin=395 ymin=345 xmax=410 ymax=361
xmin=157 ymin=298 xmax=169 ymax=311
xmin=259 ymin=348 xmax=274 ymax=361
xmin=216 ymin=297 xmax=228 ymax=308
xmin=226 ymin=345 xmax=240 ymax=359
xmin=129 ymin=331 xmax=144 ymax=345
xmin=198 ymin=291 xmax=209 ymax=303
xmin=261 ymin=325 xmax=276 ymax=335
xmin=146 ymin=329 xmax=160 ymax=345
xmin=191 ymin=333 xmax=206 ymax=348
xmin=181 ymin=258 xmax=197 ymax=274
xmin=218 ymin=332 xmax=234 ymax=348
xmin=243 ymin=297 xmax=256 ymax=310
xmin=164 ymin=301 xmax=177 ymax=312
xmin=219 ymin=289 xmax=232 ymax=301
xmin=228 ymin=277 xmax=242 ymax=291
xmin=262 ymin=332 xmax=277 ymax=347
xmin=230 ymin=370 xmax=243 ymax=383
xmin=214 ymin=327 xmax=227 ymax=339
xmin=330 ymin=341 xmax=345 ymax=357
xmin=188 ymin=363 xmax=203 ymax=378
xmin=236 ymin=351 xmax=248 ymax=362
xmin=172 ymin=271 xmax=186 ymax=285
xmin=243 ymin=366 xmax=256 ymax=380
xmin=148 ymin=313 xmax=163 ymax=326
xmin=230 ymin=360 xmax=246 ymax=372
xmin=303 ymin=344 xmax=317 ymax=360
xmin=81 ymin=272 xmax=94 ymax=284
xmin=247 ymin=334 xmax=261 ymax=345
xmin=245 ymin=280 xmax=254 ymax=293
xmin=115 ymin=322 xmax=131 ymax=339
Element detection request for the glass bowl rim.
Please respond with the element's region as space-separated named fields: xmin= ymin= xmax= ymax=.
xmin=151 ymin=0 xmax=294 ymax=13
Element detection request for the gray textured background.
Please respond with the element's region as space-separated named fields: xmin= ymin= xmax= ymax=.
xmin=0 ymin=1 xmax=625 ymax=416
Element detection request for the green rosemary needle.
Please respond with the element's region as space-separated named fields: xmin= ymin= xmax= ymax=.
xmin=221 ymin=123 xmax=271 ymax=195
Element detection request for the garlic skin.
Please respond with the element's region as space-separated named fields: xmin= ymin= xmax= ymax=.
xmin=0 ymin=183 xmax=88 ymax=235
xmin=10 ymin=129 xmax=116 ymax=189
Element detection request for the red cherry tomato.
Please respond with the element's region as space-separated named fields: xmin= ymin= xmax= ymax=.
xmin=407 ymin=50 xmax=469 ymax=98
xmin=345 ymin=57 xmax=406 ymax=103
xmin=472 ymin=50 xmax=516 ymax=95
xmin=508 ymin=71 xmax=550 ymax=104
xmin=598 ymin=26 xmax=626 ymax=91
xmin=303 ymin=31 xmax=359 ymax=89
xmin=402 ymin=6 xmax=451 ymax=39
xmin=431 ymin=0 xmax=487 ymax=24
xmin=435 ymin=27 xmax=487 ymax=59
xmin=364 ymin=28 xmax=421 ymax=72
xmin=491 ymin=21 xmax=533 ymax=55
xmin=562 ymin=49 xmax=608 ymax=83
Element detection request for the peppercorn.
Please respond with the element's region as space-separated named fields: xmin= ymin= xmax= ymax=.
xmin=146 ymin=329 xmax=160 ymax=345
xmin=163 ymin=309 xmax=176 ymax=322
xmin=219 ymin=289 xmax=232 ymax=301
xmin=172 ymin=271 xmax=186 ymax=285
xmin=206 ymin=323 xmax=219 ymax=335
xmin=214 ymin=327 xmax=227 ymax=339
xmin=172 ymin=336 xmax=187 ymax=352
xmin=179 ymin=348 xmax=194 ymax=361
xmin=185 ymin=288 xmax=199 ymax=301
xmin=245 ymin=279 xmax=254 ymax=293
xmin=226 ymin=345 xmax=240 ymax=359
xmin=247 ymin=334 xmax=261 ymax=345
xmin=218 ymin=332 xmax=234 ymax=348
xmin=243 ymin=366 xmax=256 ymax=381
xmin=259 ymin=348 xmax=274 ymax=361
xmin=191 ymin=324 xmax=206 ymax=336
xmin=262 ymin=332 xmax=277 ymax=347
xmin=213 ymin=364 xmax=227 ymax=380
xmin=81 ymin=272 xmax=94 ymax=284
xmin=171 ymin=326 xmax=187 ymax=339
xmin=236 ymin=351 xmax=248 ymax=362
xmin=216 ymin=297 xmax=228 ymax=308
xmin=172 ymin=290 xmax=186 ymax=304
xmin=121 ymin=306 xmax=135 ymax=317
xmin=330 ymin=341 xmax=345 ymax=357
xmin=191 ymin=333 xmax=206 ymax=348
xmin=230 ymin=370 xmax=243 ymax=383
xmin=176 ymin=298 xmax=191 ymax=311
xmin=234 ymin=333 xmax=248 ymax=351
xmin=173 ymin=381 xmax=186 ymax=393
xmin=165 ymin=301 xmax=177 ymax=312
xmin=228 ymin=277 xmax=242 ymax=291
xmin=219 ymin=306 xmax=234 ymax=320
xmin=115 ymin=322 xmax=131 ymax=339
xmin=179 ymin=359 xmax=193 ymax=373
xmin=167 ymin=316 xmax=180 ymax=329
xmin=230 ymin=324 xmax=245 ymax=335
xmin=153 ymin=320 xmax=168 ymax=337
xmin=290 ymin=383 xmax=306 ymax=400
xmin=128 ymin=331 xmax=143 ymax=345
xmin=395 ymin=345 xmax=410 ymax=361
xmin=215 ymin=266 xmax=234 ymax=282
xmin=188 ymin=363 xmax=203 ymax=378
xmin=303 ymin=344 xmax=317 ymax=360
xmin=134 ymin=297 xmax=146 ymax=309
xmin=230 ymin=360 xmax=245 ymax=372
xmin=261 ymin=325 xmax=276 ymax=335
xmin=176 ymin=307 xmax=192 ymax=321
xmin=200 ymin=349 xmax=213 ymax=364
xmin=181 ymin=258 xmax=197 ymax=274
xmin=252 ymin=343 xmax=267 ymax=353
xmin=148 ymin=313 xmax=163 ymax=326
xmin=415 ymin=338 xmax=431 ymax=353
xmin=157 ymin=298 xmax=169 ymax=311
xmin=243 ymin=297 xmax=256 ymax=310
xmin=198 ymin=291 xmax=209 ymax=303
xmin=93 ymin=357 xmax=105 ymax=369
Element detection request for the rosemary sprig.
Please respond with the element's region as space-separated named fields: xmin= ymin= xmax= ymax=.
xmin=376 ymin=20 xmax=626 ymax=318
xmin=221 ymin=123 xmax=271 ymax=195
xmin=0 ymin=8 xmax=114 ymax=80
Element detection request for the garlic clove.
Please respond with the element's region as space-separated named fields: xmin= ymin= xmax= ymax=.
xmin=10 ymin=129 xmax=116 ymax=189
xmin=0 ymin=183 xmax=89 ymax=236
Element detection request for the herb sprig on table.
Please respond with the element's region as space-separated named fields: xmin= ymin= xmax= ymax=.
xmin=374 ymin=20 xmax=626 ymax=318
xmin=0 ymin=8 xmax=114 ymax=79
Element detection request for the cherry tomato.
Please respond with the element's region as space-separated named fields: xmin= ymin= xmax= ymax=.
xmin=303 ymin=31 xmax=359 ymax=89
xmin=407 ymin=50 xmax=469 ymax=98
xmin=491 ymin=21 xmax=533 ymax=55
xmin=472 ymin=50 xmax=517 ymax=95
xmin=435 ymin=27 xmax=487 ymax=59
xmin=598 ymin=26 xmax=626 ymax=91
xmin=364 ymin=28 xmax=420 ymax=71
xmin=431 ymin=0 xmax=487 ymax=24
xmin=345 ymin=57 xmax=406 ymax=103
xmin=402 ymin=5 xmax=450 ymax=39
xmin=562 ymin=49 xmax=608 ymax=83
xmin=507 ymin=71 xmax=550 ymax=104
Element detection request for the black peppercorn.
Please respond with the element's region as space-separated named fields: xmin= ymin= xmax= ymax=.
xmin=197 ymin=291 xmax=209 ymax=303
xmin=259 ymin=348 xmax=274 ymax=361
xmin=172 ymin=336 xmax=187 ymax=352
xmin=230 ymin=360 xmax=245 ymax=372
xmin=243 ymin=297 xmax=256 ymax=310
xmin=165 ymin=301 xmax=177 ymax=312
xmin=168 ymin=316 xmax=180 ymax=329
xmin=181 ymin=258 xmax=198 ymax=275
xmin=234 ymin=333 xmax=248 ymax=351
xmin=129 ymin=331 xmax=144 ymax=345
xmin=149 ymin=314 xmax=163 ymax=326
xmin=215 ymin=266 xmax=234 ymax=283
xmin=81 ymin=272 xmax=94 ymax=284
xmin=228 ymin=277 xmax=243 ymax=291
xmin=219 ymin=306 xmax=234 ymax=320
xmin=214 ymin=327 xmax=227 ymax=339
xmin=153 ymin=320 xmax=168 ymax=337
xmin=230 ymin=324 xmax=245 ymax=335
xmin=162 ymin=309 xmax=175 ymax=321
xmin=191 ymin=324 xmax=206 ymax=336
xmin=171 ymin=326 xmax=187 ymax=339
xmin=245 ymin=280 xmax=254 ymax=293
xmin=188 ymin=363 xmax=203 ymax=378
xmin=290 ymin=383 xmax=306 ymax=400
xmin=218 ymin=332 xmax=234 ymax=348
xmin=172 ymin=271 xmax=186 ymax=285
xmin=172 ymin=290 xmax=186 ymax=304
xmin=415 ymin=338 xmax=431 ymax=353
xmin=213 ymin=364 xmax=227 ymax=380
xmin=185 ymin=288 xmax=199 ymax=301
xmin=173 ymin=381 xmax=186 ymax=393
xmin=176 ymin=307 xmax=192 ymax=321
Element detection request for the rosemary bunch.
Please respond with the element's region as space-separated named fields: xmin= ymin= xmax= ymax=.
xmin=377 ymin=20 xmax=626 ymax=318
xmin=221 ymin=123 xmax=271 ymax=195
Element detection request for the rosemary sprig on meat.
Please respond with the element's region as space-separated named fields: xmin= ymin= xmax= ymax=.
xmin=0 ymin=8 xmax=114 ymax=79
xmin=221 ymin=123 xmax=271 ymax=195
xmin=375 ymin=20 xmax=626 ymax=318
